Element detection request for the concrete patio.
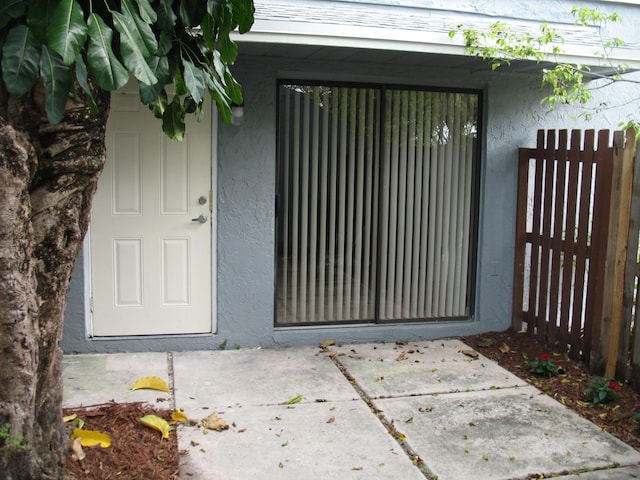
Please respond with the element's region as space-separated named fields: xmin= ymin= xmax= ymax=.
xmin=63 ymin=339 xmax=640 ymax=479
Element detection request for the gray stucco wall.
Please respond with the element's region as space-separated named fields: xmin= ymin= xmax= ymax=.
xmin=61 ymin=16 xmax=640 ymax=353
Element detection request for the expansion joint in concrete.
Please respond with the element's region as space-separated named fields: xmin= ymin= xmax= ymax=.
xmin=329 ymin=354 xmax=435 ymax=480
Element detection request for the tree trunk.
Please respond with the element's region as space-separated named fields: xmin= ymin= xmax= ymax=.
xmin=0 ymin=82 xmax=110 ymax=479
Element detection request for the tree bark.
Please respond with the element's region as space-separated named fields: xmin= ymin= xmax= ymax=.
xmin=0 ymin=82 xmax=110 ymax=479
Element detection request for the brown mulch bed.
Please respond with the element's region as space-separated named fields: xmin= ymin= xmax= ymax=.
xmin=461 ymin=329 xmax=640 ymax=451
xmin=62 ymin=402 xmax=179 ymax=480
xmin=62 ymin=330 xmax=640 ymax=478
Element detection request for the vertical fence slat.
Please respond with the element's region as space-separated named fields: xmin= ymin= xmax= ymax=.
xmin=548 ymin=130 xmax=568 ymax=346
xmin=571 ymin=130 xmax=595 ymax=359
xmin=535 ymin=130 xmax=556 ymax=343
xmin=527 ymin=130 xmax=546 ymax=336
xmin=559 ymin=130 xmax=581 ymax=348
xmin=584 ymin=130 xmax=612 ymax=366
xmin=512 ymin=147 xmax=532 ymax=331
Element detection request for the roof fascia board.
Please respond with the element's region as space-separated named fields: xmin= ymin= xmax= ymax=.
xmin=232 ymin=20 xmax=640 ymax=70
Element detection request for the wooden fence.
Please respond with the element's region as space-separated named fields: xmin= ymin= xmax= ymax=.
xmin=512 ymin=129 xmax=640 ymax=387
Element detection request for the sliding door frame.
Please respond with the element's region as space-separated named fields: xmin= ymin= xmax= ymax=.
xmin=275 ymin=79 xmax=483 ymax=327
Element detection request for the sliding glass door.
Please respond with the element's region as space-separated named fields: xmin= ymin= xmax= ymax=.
xmin=276 ymin=82 xmax=480 ymax=325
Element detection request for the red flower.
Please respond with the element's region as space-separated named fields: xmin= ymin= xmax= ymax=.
xmin=538 ymin=353 xmax=551 ymax=362
xmin=608 ymin=380 xmax=620 ymax=390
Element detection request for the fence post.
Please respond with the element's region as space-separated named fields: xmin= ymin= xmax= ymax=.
xmin=590 ymin=130 xmax=636 ymax=376
xmin=621 ymin=133 xmax=640 ymax=384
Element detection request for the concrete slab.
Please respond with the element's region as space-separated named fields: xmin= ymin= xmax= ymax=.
xmin=63 ymin=353 xmax=171 ymax=408
xmin=374 ymin=386 xmax=640 ymax=480
xmin=178 ymin=401 xmax=425 ymax=480
xmin=173 ymin=347 xmax=358 ymax=409
xmin=555 ymin=465 xmax=640 ymax=478
xmin=332 ymin=339 xmax=526 ymax=398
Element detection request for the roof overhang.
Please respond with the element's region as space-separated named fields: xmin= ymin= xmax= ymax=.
xmin=232 ymin=0 xmax=640 ymax=75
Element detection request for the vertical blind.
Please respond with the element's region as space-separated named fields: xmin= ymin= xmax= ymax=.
xmin=277 ymin=84 xmax=479 ymax=325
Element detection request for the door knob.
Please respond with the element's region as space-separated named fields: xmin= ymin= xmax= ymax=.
xmin=191 ymin=214 xmax=208 ymax=224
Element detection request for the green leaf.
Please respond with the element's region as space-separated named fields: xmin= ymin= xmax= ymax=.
xmin=178 ymin=0 xmax=206 ymax=27
xmin=47 ymin=0 xmax=88 ymax=65
xmin=86 ymin=13 xmax=129 ymax=91
xmin=162 ymin=96 xmax=186 ymax=141
xmin=182 ymin=59 xmax=206 ymax=104
xmin=40 ymin=45 xmax=72 ymax=124
xmin=230 ymin=0 xmax=255 ymax=33
xmin=132 ymin=0 xmax=157 ymax=24
xmin=27 ymin=0 xmax=51 ymax=44
xmin=112 ymin=10 xmax=157 ymax=85
xmin=148 ymin=88 xmax=168 ymax=118
xmin=0 ymin=0 xmax=26 ymax=30
xmin=223 ymin=70 xmax=242 ymax=104
xmin=157 ymin=30 xmax=173 ymax=56
xmin=139 ymin=56 xmax=170 ymax=104
xmin=156 ymin=0 xmax=177 ymax=30
xmin=120 ymin=0 xmax=158 ymax=57
xmin=183 ymin=95 xmax=197 ymax=113
xmin=200 ymin=13 xmax=217 ymax=51
xmin=74 ymin=53 xmax=98 ymax=114
xmin=2 ymin=24 xmax=41 ymax=95
xmin=284 ymin=394 xmax=303 ymax=405
xmin=220 ymin=35 xmax=238 ymax=65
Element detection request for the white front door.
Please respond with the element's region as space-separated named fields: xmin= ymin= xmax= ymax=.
xmin=90 ymin=86 xmax=214 ymax=336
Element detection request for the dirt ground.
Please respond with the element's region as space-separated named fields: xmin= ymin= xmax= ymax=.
xmin=63 ymin=330 xmax=640 ymax=479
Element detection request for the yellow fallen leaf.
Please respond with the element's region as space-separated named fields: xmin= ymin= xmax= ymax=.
xmin=201 ymin=412 xmax=229 ymax=431
xmin=171 ymin=408 xmax=188 ymax=423
xmin=70 ymin=429 xmax=111 ymax=448
xmin=320 ymin=339 xmax=336 ymax=348
xmin=140 ymin=415 xmax=173 ymax=439
xmin=131 ymin=376 xmax=170 ymax=392
xmin=63 ymin=414 xmax=77 ymax=423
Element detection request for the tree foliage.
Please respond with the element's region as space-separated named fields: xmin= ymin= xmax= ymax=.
xmin=0 ymin=0 xmax=254 ymax=139
xmin=450 ymin=6 xmax=639 ymax=130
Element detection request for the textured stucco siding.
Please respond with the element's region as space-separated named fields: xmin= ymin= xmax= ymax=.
xmin=61 ymin=1 xmax=640 ymax=353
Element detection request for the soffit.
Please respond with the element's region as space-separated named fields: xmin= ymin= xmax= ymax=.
xmin=232 ymin=0 xmax=640 ymax=74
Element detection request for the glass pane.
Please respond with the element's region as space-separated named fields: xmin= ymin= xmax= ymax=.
xmin=378 ymin=91 xmax=478 ymax=320
xmin=276 ymin=85 xmax=380 ymax=324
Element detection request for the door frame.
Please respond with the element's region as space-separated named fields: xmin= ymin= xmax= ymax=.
xmin=83 ymin=98 xmax=219 ymax=339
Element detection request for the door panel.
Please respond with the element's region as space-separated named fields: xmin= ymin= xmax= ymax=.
xmin=91 ymin=87 xmax=213 ymax=336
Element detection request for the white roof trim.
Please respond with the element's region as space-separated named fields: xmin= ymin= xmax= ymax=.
xmin=232 ymin=1 xmax=640 ymax=70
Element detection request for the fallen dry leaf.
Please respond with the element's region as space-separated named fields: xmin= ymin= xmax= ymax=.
xmin=327 ymin=417 xmax=335 ymax=424
xmin=131 ymin=376 xmax=170 ymax=393
xmin=140 ymin=414 xmax=173 ymax=439
xmin=202 ymin=412 xmax=229 ymax=431
xmin=69 ymin=436 xmax=86 ymax=461
xmin=171 ymin=408 xmax=188 ymax=423
xmin=320 ymin=339 xmax=336 ymax=348
xmin=499 ymin=343 xmax=510 ymax=354
xmin=460 ymin=349 xmax=479 ymax=359
xmin=70 ymin=429 xmax=111 ymax=448
xmin=395 ymin=352 xmax=407 ymax=361
xmin=477 ymin=338 xmax=495 ymax=348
